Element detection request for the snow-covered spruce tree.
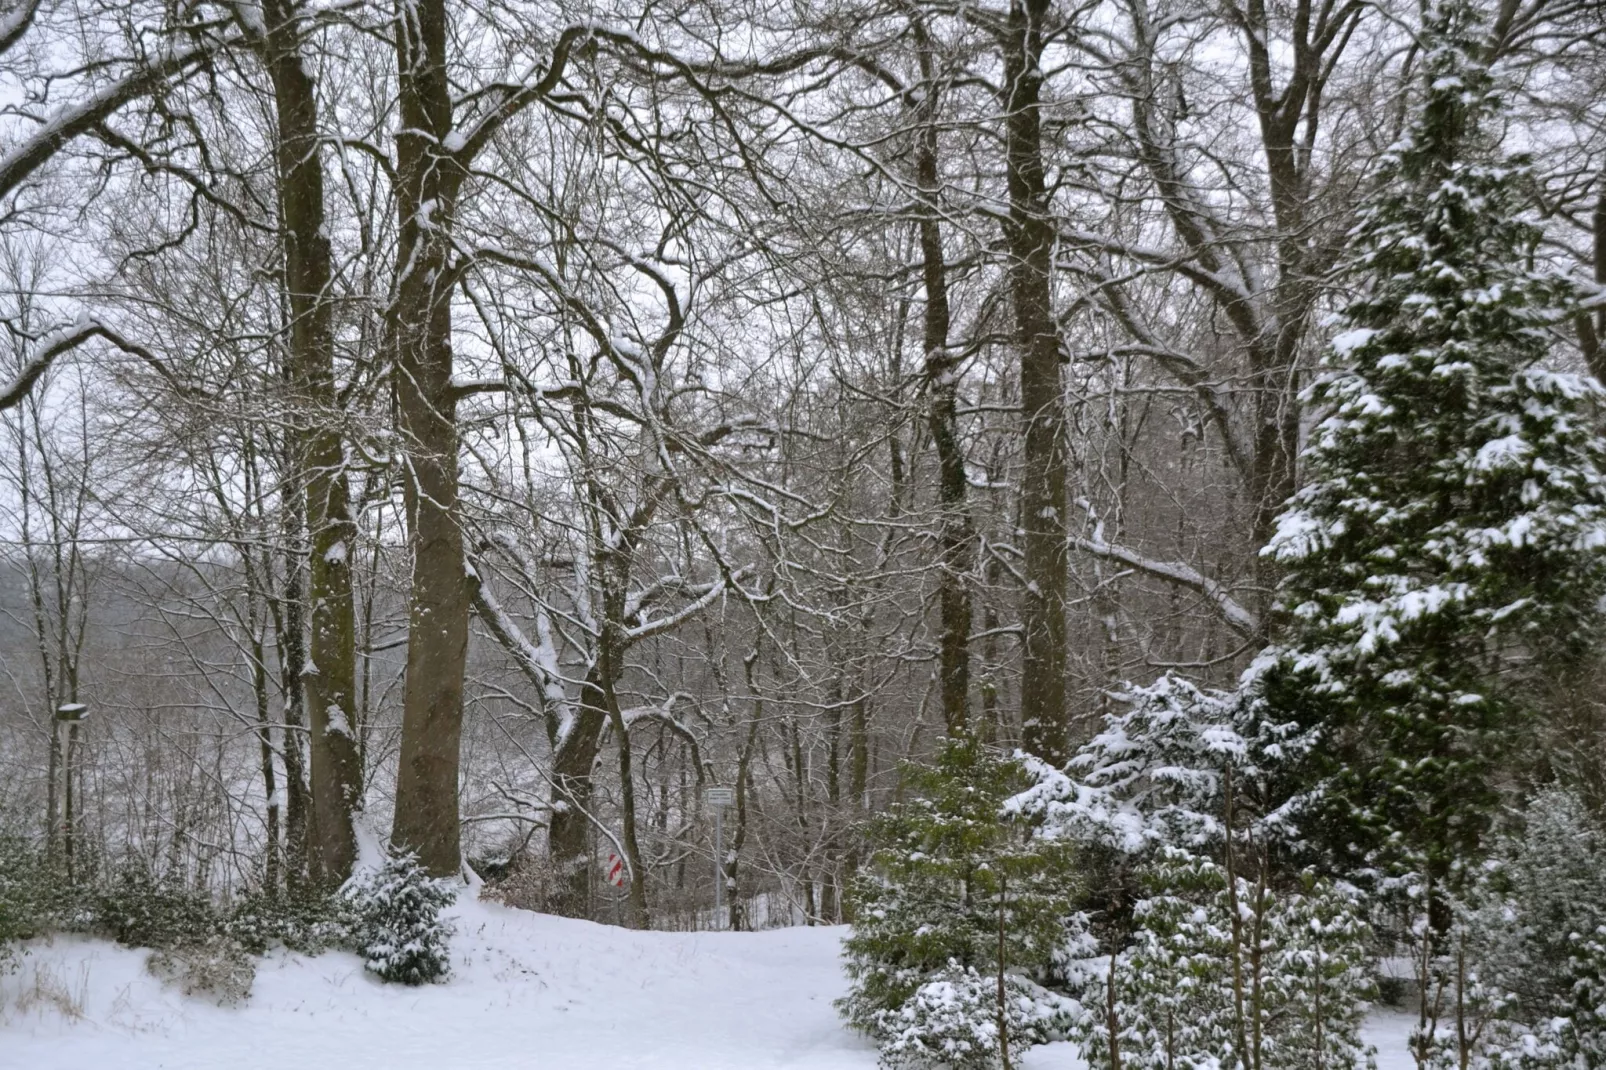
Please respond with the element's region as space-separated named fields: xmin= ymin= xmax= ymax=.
xmin=1012 ymin=676 xmax=1375 ymax=1070
xmin=1409 ymin=790 xmax=1606 ymax=1069
xmin=1067 ymin=850 xmax=1375 ymax=1070
xmin=340 ymin=852 xmax=457 ymax=985
xmin=1008 ymin=673 xmax=1312 ymax=856
xmin=838 ymin=736 xmax=1081 ymax=1069
xmin=1261 ymin=0 xmax=1606 ymax=889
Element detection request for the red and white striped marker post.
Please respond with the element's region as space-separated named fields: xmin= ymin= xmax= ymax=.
xmin=604 ymin=852 xmax=626 ymax=888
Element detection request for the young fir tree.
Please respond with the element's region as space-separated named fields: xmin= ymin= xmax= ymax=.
xmin=1070 ymin=850 xmax=1375 ymax=1070
xmin=340 ymin=852 xmax=456 ymax=985
xmin=838 ymin=736 xmax=1080 ymax=1069
xmin=1015 ymin=677 xmax=1375 ymax=1070
xmin=1262 ymin=0 xmax=1606 ymax=888
xmin=1418 ymin=790 xmax=1606 ymax=1069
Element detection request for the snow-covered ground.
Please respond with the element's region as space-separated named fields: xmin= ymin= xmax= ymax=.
xmin=1 ymin=896 xmax=1419 ymax=1070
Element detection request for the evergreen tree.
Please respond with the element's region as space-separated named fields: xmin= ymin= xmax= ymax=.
xmin=1068 ymin=850 xmax=1375 ymax=1070
xmin=1413 ymin=790 xmax=1606 ymax=1069
xmin=838 ymin=736 xmax=1081 ymax=1068
xmin=1262 ymin=0 xmax=1606 ymax=886
xmin=1007 ymin=672 xmax=1314 ymax=869
xmin=340 ymin=853 xmax=456 ymax=985
xmin=1015 ymin=679 xmax=1375 ymax=1070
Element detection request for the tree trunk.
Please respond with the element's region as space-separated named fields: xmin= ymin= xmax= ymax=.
xmin=261 ymin=0 xmax=362 ymax=888
xmin=388 ymin=0 xmax=470 ymax=877
xmin=997 ymin=871 xmax=1012 ymax=1070
xmin=251 ymin=625 xmax=281 ymax=893
xmin=1582 ymin=168 xmax=1606 ymax=382
xmin=63 ymin=718 xmax=79 ymax=882
xmin=546 ymin=669 xmax=611 ymax=915
xmin=45 ymin=715 xmax=60 ymax=865
xmin=1003 ymin=0 xmax=1069 ymax=766
xmin=729 ymin=714 xmax=759 ymax=931
xmin=274 ymin=512 xmax=311 ymax=888
xmin=915 ymin=29 xmax=972 ymax=739
xmin=598 ymin=625 xmax=649 ymax=928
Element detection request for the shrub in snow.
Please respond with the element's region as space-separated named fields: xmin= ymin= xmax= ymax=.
xmin=874 ymin=965 xmax=1078 ymax=1070
xmin=94 ymin=864 xmax=220 ymax=949
xmin=1007 ymin=672 xmax=1312 ymax=858
xmin=0 ymin=836 xmax=58 ymax=968
xmin=1009 ymin=679 xmax=1375 ymax=1070
xmin=1063 ymin=849 xmax=1376 ymax=1070
xmin=340 ymin=852 xmax=456 ymax=985
xmin=1404 ymin=790 xmax=1606 ymax=1069
xmin=838 ymin=737 xmax=1080 ymax=1068
xmin=226 ymin=887 xmax=345 ymax=955
xmin=0 ymin=837 xmax=107 ymax=948
xmin=146 ymin=935 xmax=256 ymax=1005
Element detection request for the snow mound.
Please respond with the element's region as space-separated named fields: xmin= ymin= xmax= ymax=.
xmin=0 ymin=894 xmax=1414 ymax=1069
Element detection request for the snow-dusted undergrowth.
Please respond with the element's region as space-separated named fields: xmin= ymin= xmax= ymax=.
xmin=0 ymin=893 xmax=1418 ymax=1070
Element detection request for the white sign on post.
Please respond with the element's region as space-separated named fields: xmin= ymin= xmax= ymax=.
xmin=705 ymin=787 xmax=735 ymax=928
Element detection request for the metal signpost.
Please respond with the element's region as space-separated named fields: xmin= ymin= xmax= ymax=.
xmin=705 ymin=786 xmax=735 ymax=928
xmin=55 ymin=704 xmax=88 ymax=882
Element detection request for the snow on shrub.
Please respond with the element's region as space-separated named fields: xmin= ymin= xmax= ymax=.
xmin=94 ymin=864 xmax=220 ymax=949
xmin=838 ymin=736 xmax=1081 ymax=1068
xmin=1070 ymin=850 xmax=1376 ymax=1070
xmin=875 ymin=964 xmax=1078 ymax=1070
xmin=146 ymin=935 xmax=256 ymax=1005
xmin=225 ymin=888 xmax=346 ymax=954
xmin=1407 ymin=789 xmax=1606 ymax=1069
xmin=1010 ymin=679 xmax=1376 ymax=1070
xmin=340 ymin=852 xmax=456 ymax=985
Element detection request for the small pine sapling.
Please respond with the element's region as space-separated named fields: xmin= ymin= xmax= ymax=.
xmin=838 ymin=736 xmax=1081 ymax=1068
xmin=341 ymin=852 xmax=456 ymax=985
xmin=1066 ymin=849 xmax=1376 ymax=1070
xmin=1013 ymin=676 xmax=1374 ymax=1070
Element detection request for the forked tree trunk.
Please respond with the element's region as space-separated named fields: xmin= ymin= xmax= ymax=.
xmin=598 ymin=629 xmax=649 ymax=929
xmin=546 ymin=670 xmax=611 ymax=913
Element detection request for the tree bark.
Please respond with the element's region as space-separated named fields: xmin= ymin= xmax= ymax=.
xmin=729 ymin=691 xmax=760 ymax=931
xmin=915 ymin=28 xmax=972 ymax=739
xmin=546 ymin=669 xmax=611 ymax=914
xmin=250 ymin=615 xmax=281 ymax=893
xmin=1581 ymin=168 xmax=1606 ymax=382
xmin=388 ymin=0 xmax=470 ymax=877
xmin=270 ymin=521 xmax=310 ymax=887
xmin=595 ymin=607 xmax=650 ymax=928
xmin=1003 ymin=0 xmax=1069 ymax=765
xmin=260 ymin=0 xmax=363 ymax=887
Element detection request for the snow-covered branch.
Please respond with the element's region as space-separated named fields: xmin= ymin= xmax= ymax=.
xmin=0 ymin=36 xmax=232 ymax=204
xmin=1070 ymin=535 xmax=1260 ymax=638
xmin=468 ymin=562 xmax=572 ymax=739
xmin=0 ymin=0 xmax=41 ymax=56
xmin=624 ymin=567 xmax=750 ymax=644
xmin=0 ymin=315 xmax=190 ymax=411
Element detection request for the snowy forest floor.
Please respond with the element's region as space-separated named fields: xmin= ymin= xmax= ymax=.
xmin=1 ymin=895 xmax=1418 ymax=1069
